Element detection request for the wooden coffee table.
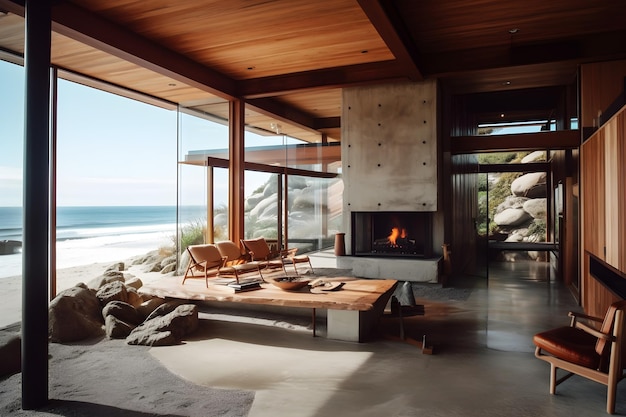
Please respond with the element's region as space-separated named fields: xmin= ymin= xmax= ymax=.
xmin=140 ymin=276 xmax=398 ymax=342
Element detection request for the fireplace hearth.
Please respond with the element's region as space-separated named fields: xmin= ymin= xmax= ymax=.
xmin=352 ymin=212 xmax=433 ymax=258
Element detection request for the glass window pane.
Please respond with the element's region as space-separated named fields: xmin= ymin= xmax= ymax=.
xmin=0 ymin=60 xmax=25 ymax=328
xmin=178 ymin=107 xmax=229 ymax=245
xmin=56 ymin=79 xmax=178 ymax=280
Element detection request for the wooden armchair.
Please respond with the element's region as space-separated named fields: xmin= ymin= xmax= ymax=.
xmin=240 ymin=237 xmax=312 ymax=276
xmin=183 ymin=244 xmax=227 ymax=287
xmin=215 ymin=240 xmax=264 ymax=283
xmin=533 ymin=300 xmax=626 ymax=414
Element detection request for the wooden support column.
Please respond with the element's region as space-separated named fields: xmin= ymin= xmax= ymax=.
xmin=228 ymin=99 xmax=245 ymax=242
xmin=22 ymin=0 xmax=52 ymax=409
xmin=206 ymin=165 xmax=214 ymax=243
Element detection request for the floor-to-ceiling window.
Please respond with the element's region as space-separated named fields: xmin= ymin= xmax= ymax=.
xmin=0 ymin=59 xmax=25 ymax=327
xmin=177 ymin=107 xmax=230 ymax=247
xmin=55 ymin=77 xmax=178 ymax=272
xmin=241 ymin=113 xmax=343 ymax=253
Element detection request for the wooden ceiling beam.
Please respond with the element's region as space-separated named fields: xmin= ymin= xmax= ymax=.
xmin=450 ymin=130 xmax=580 ymax=154
xmin=425 ymin=31 xmax=626 ymax=77
xmin=46 ymin=1 xmax=238 ymax=100
xmin=239 ymin=60 xmax=408 ymax=98
xmin=314 ymin=117 xmax=341 ymax=130
xmin=247 ymin=97 xmax=319 ymax=134
xmin=356 ymin=0 xmax=423 ymax=81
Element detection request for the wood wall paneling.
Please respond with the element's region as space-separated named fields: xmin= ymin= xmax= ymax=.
xmin=581 ymin=106 xmax=626 ymax=315
xmin=580 ymin=60 xmax=626 ymax=128
xmin=581 ymin=130 xmax=605 ymax=261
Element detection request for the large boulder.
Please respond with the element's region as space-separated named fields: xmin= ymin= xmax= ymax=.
xmin=511 ymin=172 xmax=546 ymax=198
xmin=96 ymin=281 xmax=128 ymax=306
xmin=102 ymin=300 xmax=143 ymax=325
xmin=0 ymin=332 xmax=21 ymax=377
xmin=136 ymin=297 xmax=168 ymax=320
xmin=87 ymin=270 xmax=125 ymax=290
xmin=521 ymin=150 xmax=546 ymax=163
xmin=105 ymin=315 xmax=136 ymax=339
xmin=49 ymin=285 xmax=104 ymax=343
xmin=126 ymin=304 xmax=199 ymax=346
xmin=523 ymin=198 xmax=547 ymax=219
xmin=495 ymin=196 xmax=529 ymax=213
xmin=493 ymin=208 xmax=532 ymax=227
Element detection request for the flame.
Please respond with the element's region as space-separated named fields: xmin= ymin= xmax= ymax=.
xmin=388 ymin=227 xmax=407 ymax=246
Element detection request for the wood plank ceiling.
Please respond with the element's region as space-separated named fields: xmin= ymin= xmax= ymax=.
xmin=0 ymin=0 xmax=625 ymax=144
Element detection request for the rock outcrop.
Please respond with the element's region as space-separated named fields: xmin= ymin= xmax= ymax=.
xmin=0 ymin=332 xmax=21 ymax=378
xmin=490 ymin=152 xmax=548 ymax=257
xmin=49 ymin=261 xmax=199 ymax=346
xmin=49 ymin=284 xmax=105 ymax=343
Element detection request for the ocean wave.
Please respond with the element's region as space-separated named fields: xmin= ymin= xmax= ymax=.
xmin=56 ymin=222 xmax=177 ymax=241
xmin=0 ymin=230 xmax=174 ymax=279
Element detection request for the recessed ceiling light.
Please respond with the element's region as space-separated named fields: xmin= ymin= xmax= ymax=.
xmin=509 ymin=28 xmax=519 ymax=34
xmin=500 ymin=113 xmax=505 ymax=118
xmin=502 ymin=81 xmax=511 ymax=86
xmin=247 ymin=66 xmax=255 ymax=70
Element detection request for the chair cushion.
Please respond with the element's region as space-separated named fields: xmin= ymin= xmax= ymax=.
xmin=242 ymin=238 xmax=271 ymax=260
xmin=215 ymin=241 xmax=246 ymax=264
xmin=533 ymin=326 xmax=601 ymax=369
xmin=188 ymin=245 xmax=223 ymax=269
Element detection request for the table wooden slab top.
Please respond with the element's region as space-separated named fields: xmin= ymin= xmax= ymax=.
xmin=139 ymin=276 xmax=398 ymax=311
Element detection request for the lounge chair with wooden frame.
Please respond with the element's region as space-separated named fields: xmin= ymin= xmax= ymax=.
xmin=215 ymin=240 xmax=264 ymax=283
xmin=533 ymin=300 xmax=626 ymax=414
xmin=240 ymin=237 xmax=313 ymax=276
xmin=183 ymin=244 xmax=227 ymax=287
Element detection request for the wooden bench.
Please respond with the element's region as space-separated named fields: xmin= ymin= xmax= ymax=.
xmin=139 ymin=276 xmax=398 ymax=342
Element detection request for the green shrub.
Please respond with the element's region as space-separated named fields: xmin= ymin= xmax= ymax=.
xmin=178 ymin=219 xmax=206 ymax=253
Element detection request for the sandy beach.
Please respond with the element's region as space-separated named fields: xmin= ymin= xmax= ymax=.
xmin=0 ymin=255 xmax=171 ymax=329
xmin=0 ymin=251 xmax=258 ymax=416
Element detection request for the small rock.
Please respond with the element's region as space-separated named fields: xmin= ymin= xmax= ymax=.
xmin=136 ymin=297 xmax=167 ymax=320
xmin=102 ymin=300 xmax=143 ymax=325
xmin=105 ymin=315 xmax=135 ymax=339
xmin=96 ymin=281 xmax=128 ymax=306
xmin=126 ymin=304 xmax=198 ymax=346
xmin=124 ymin=277 xmax=143 ymax=290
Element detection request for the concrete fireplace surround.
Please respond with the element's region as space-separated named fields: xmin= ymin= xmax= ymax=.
xmin=336 ymin=255 xmax=441 ymax=283
xmin=339 ymin=80 xmax=442 ymax=283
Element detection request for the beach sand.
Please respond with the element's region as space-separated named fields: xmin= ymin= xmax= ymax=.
xmin=0 ymin=255 xmax=256 ymax=416
xmin=0 ymin=258 xmax=169 ymax=329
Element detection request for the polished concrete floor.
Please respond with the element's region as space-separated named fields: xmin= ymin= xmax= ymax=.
xmin=150 ymin=253 xmax=626 ymax=416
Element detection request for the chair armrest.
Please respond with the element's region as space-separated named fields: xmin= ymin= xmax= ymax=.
xmin=574 ymin=321 xmax=615 ymax=341
xmin=568 ymin=311 xmax=603 ymax=323
xmin=568 ymin=311 xmax=603 ymax=327
xmin=281 ymin=248 xmax=298 ymax=258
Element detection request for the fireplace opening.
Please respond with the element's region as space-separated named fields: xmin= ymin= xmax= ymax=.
xmin=352 ymin=212 xmax=433 ymax=258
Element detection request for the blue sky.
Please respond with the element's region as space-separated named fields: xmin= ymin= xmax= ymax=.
xmin=0 ymin=59 xmax=276 ymax=207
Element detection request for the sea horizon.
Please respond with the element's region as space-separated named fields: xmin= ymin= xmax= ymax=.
xmin=0 ymin=205 xmax=207 ymax=242
xmin=0 ymin=205 xmax=207 ymax=279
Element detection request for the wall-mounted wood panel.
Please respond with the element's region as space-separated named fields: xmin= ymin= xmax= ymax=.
xmin=581 ymin=129 xmax=605 ymax=261
xmin=581 ymin=105 xmax=626 ymax=315
xmin=580 ymin=60 xmax=626 ymax=128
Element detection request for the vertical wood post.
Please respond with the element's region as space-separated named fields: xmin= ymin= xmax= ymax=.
xmin=229 ymin=99 xmax=245 ymax=242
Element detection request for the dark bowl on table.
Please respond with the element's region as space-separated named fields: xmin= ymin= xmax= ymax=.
xmin=271 ymin=276 xmax=310 ymax=291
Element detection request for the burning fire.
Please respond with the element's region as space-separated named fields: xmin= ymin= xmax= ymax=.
xmin=388 ymin=227 xmax=407 ymax=246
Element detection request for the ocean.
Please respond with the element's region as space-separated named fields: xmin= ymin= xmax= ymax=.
xmin=0 ymin=205 xmax=207 ymax=278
